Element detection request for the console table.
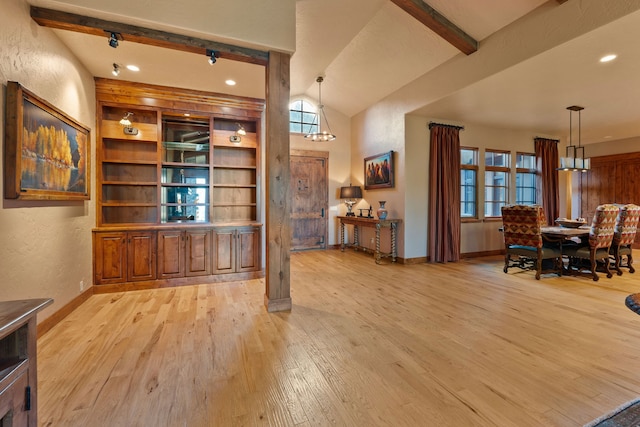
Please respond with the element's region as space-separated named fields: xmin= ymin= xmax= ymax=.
xmin=338 ymin=216 xmax=401 ymax=264
xmin=0 ymin=298 xmax=53 ymax=427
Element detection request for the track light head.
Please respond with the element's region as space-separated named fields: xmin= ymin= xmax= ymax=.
xmin=107 ymin=31 xmax=121 ymax=48
xmin=206 ymin=49 xmax=218 ymax=65
xmin=112 ymin=63 xmax=120 ymax=76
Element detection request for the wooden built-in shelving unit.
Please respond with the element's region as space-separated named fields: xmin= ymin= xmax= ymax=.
xmin=93 ymin=79 xmax=264 ymax=291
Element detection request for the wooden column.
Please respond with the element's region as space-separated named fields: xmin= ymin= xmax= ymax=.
xmin=264 ymin=51 xmax=292 ymax=312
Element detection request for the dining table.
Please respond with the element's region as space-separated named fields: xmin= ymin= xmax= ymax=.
xmin=540 ymin=225 xmax=590 ymax=241
xmin=541 ymin=225 xmax=591 ymax=275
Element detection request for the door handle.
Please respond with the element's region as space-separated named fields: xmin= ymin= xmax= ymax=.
xmin=321 ymin=208 xmax=325 ymax=217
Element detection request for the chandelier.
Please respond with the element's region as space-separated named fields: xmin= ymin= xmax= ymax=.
xmin=558 ymin=105 xmax=590 ymax=172
xmin=304 ymin=76 xmax=336 ymax=141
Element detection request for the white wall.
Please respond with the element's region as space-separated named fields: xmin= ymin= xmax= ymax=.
xmin=0 ymin=0 xmax=96 ymax=321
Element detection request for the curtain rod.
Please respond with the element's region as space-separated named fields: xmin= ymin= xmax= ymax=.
xmin=428 ymin=121 xmax=464 ymax=130
xmin=534 ymin=136 xmax=560 ymax=142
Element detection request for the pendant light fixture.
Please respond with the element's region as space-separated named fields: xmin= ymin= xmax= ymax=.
xmin=304 ymin=76 xmax=336 ymax=141
xmin=558 ymin=105 xmax=590 ymax=172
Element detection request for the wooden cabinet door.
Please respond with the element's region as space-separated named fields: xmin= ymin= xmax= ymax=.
xmin=212 ymin=228 xmax=236 ymax=274
xmin=237 ymin=226 xmax=260 ymax=272
xmin=94 ymin=232 xmax=127 ymax=284
xmin=127 ymin=232 xmax=157 ymax=282
xmin=0 ymin=371 xmax=29 ymax=427
xmin=185 ymin=229 xmax=211 ymax=277
xmin=157 ymin=230 xmax=185 ymax=279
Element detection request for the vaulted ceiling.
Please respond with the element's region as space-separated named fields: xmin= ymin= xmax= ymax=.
xmin=26 ymin=0 xmax=640 ymax=145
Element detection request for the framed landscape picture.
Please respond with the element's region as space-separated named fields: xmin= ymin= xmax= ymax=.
xmin=4 ymin=81 xmax=90 ymax=200
xmin=364 ymin=150 xmax=394 ymax=190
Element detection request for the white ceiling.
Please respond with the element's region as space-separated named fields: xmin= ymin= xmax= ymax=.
xmin=34 ymin=0 xmax=640 ymax=145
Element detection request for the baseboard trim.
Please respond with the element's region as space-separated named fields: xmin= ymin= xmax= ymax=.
xmin=461 ymin=249 xmax=504 ymax=259
xmin=93 ymin=270 xmax=265 ymax=294
xmin=37 ymin=286 xmax=94 ymax=338
xmin=399 ymin=257 xmax=428 ymax=264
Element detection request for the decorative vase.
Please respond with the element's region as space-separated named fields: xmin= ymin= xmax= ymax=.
xmin=377 ymin=201 xmax=388 ymax=220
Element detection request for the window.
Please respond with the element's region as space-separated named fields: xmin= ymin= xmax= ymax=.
xmin=460 ymin=148 xmax=478 ymax=218
xmin=485 ymin=150 xmax=510 ymax=217
xmin=516 ymin=153 xmax=537 ymax=205
xmin=289 ymin=100 xmax=317 ymax=134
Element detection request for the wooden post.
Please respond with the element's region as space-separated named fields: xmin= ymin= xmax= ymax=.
xmin=264 ymin=51 xmax=292 ymax=312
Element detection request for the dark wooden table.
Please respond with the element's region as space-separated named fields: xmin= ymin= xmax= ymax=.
xmin=338 ymin=216 xmax=401 ymax=264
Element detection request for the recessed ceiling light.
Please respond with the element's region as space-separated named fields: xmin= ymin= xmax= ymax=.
xmin=126 ymin=65 xmax=140 ymax=72
xmin=600 ymin=54 xmax=617 ymax=63
xmin=225 ymin=79 xmax=236 ymax=86
xmin=184 ymin=113 xmax=190 ymax=117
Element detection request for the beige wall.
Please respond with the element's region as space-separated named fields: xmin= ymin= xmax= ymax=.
xmin=0 ymin=0 xmax=96 ymax=321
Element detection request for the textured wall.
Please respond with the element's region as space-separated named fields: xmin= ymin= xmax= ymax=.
xmin=0 ymin=0 xmax=96 ymax=321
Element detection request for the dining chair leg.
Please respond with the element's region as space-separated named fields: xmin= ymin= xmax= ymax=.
xmin=590 ymin=253 xmax=600 ymax=281
xmin=628 ymin=251 xmax=635 ymax=273
xmin=613 ymin=246 xmax=623 ymax=276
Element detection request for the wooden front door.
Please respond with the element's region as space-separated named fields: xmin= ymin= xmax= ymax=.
xmin=290 ymin=151 xmax=328 ymax=251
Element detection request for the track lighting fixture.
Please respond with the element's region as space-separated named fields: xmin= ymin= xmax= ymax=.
xmin=112 ymin=63 xmax=120 ymax=76
xmin=206 ymin=49 xmax=218 ymax=65
xmin=107 ymin=32 xmax=121 ymax=48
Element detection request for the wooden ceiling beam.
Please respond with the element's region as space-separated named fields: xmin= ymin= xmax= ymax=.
xmin=390 ymin=0 xmax=478 ymax=55
xmin=30 ymin=6 xmax=269 ymax=66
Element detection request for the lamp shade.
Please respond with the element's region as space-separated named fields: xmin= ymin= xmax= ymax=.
xmin=340 ymin=185 xmax=362 ymax=199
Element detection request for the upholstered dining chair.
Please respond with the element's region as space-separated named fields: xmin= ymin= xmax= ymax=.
xmin=610 ymin=203 xmax=640 ymax=275
xmin=501 ymin=204 xmax=562 ymax=280
xmin=564 ymin=204 xmax=619 ymax=281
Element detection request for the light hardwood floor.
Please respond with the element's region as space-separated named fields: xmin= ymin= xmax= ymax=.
xmin=37 ymin=250 xmax=640 ymax=426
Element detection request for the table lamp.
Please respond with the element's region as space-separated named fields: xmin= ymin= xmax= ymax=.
xmin=340 ymin=184 xmax=362 ymax=216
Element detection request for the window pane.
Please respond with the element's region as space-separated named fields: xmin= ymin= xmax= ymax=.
xmin=290 ymin=111 xmax=301 ymax=122
xmin=516 ymin=171 xmax=537 ymax=204
xmin=485 ymin=171 xmax=508 ymax=216
xmin=516 ymin=153 xmax=535 ymax=169
xmin=485 ymin=152 xmax=494 ymax=167
xmin=461 ymin=149 xmax=477 ymax=165
xmin=290 ymin=122 xmax=302 ymax=133
xmin=486 ymin=151 xmax=510 ymax=167
xmin=290 ymin=100 xmax=318 ymax=134
xmin=461 ymin=168 xmax=476 ymax=217
xmin=460 ymin=153 xmax=477 ymax=218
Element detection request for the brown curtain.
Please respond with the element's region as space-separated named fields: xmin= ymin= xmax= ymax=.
xmin=428 ymin=124 xmax=461 ymax=263
xmin=534 ymin=137 xmax=559 ymax=225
